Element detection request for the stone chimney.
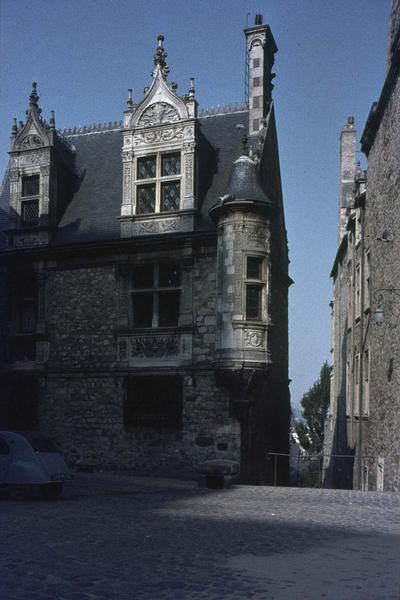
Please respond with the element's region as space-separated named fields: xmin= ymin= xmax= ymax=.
xmin=244 ymin=14 xmax=278 ymax=136
xmin=339 ymin=116 xmax=356 ymax=242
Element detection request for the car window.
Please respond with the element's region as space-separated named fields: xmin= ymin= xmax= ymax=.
xmin=28 ymin=437 xmax=60 ymax=452
xmin=0 ymin=438 xmax=10 ymax=455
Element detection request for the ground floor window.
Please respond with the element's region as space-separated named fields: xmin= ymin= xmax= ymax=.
xmin=0 ymin=376 xmax=38 ymax=430
xmin=124 ymin=375 xmax=183 ymax=430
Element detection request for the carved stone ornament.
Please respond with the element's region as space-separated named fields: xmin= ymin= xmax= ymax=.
xmin=122 ymin=150 xmax=134 ymax=162
xmin=137 ymin=102 xmax=180 ymax=127
xmin=185 ymin=154 xmax=193 ymax=195
xmin=19 ymin=134 xmax=44 ymax=149
xmin=244 ymin=329 xmax=265 ymax=348
xmin=246 ymin=225 xmax=269 ymax=248
xmin=133 ymin=127 xmax=184 ymax=146
xmin=18 ymin=149 xmax=47 ymax=166
xmin=131 ymin=335 xmax=179 ymax=358
xmin=132 ymin=218 xmax=180 ymax=235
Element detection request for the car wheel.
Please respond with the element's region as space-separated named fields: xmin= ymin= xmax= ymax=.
xmin=40 ymin=484 xmax=63 ymax=500
xmin=10 ymin=485 xmax=33 ymax=500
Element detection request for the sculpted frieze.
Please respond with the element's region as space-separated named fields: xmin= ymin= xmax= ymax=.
xmin=246 ymin=225 xmax=268 ymax=248
xmin=18 ymin=149 xmax=47 ymax=166
xmin=15 ymin=232 xmax=48 ymax=248
xmin=133 ymin=127 xmax=184 ymax=146
xmin=244 ymin=329 xmax=265 ymax=348
xmin=132 ymin=218 xmax=180 ymax=235
xmin=131 ymin=334 xmax=179 ymax=358
xmin=19 ymin=134 xmax=44 ymax=149
xmin=137 ymin=102 xmax=180 ymax=127
xmin=184 ymin=154 xmax=193 ymax=195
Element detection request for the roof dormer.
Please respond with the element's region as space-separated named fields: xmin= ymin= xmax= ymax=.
xmin=120 ymin=36 xmax=198 ymax=238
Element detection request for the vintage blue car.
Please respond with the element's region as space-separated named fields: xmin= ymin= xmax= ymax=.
xmin=0 ymin=431 xmax=72 ymax=499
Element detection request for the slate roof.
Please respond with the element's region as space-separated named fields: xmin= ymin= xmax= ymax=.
xmin=0 ymin=108 xmax=249 ymax=248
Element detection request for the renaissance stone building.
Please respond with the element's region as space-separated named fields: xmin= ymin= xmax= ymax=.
xmin=324 ymin=1 xmax=400 ymax=491
xmin=0 ymin=16 xmax=291 ymax=484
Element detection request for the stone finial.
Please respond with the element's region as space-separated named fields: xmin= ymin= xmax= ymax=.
xmin=143 ymin=85 xmax=150 ymax=96
xmin=11 ymin=118 xmax=17 ymax=135
xmin=29 ymin=81 xmax=39 ymax=106
xmin=153 ymin=34 xmax=170 ymax=78
xmin=170 ymin=81 xmax=178 ymax=93
xmin=189 ymin=77 xmax=195 ymax=99
xmin=346 ymin=116 xmax=355 ymax=128
xmin=127 ymin=89 xmax=134 ymax=109
xmin=49 ymin=110 xmax=55 ymax=130
xmin=236 ymin=123 xmax=248 ymax=156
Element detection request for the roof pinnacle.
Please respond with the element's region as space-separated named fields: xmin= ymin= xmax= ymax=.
xmin=153 ymin=34 xmax=170 ymax=78
xmin=29 ymin=82 xmax=39 ymax=107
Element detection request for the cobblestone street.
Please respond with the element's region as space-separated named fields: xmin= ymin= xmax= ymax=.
xmin=1 ymin=473 xmax=400 ymax=599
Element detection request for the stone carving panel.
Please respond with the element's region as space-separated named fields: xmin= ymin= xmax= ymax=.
xmin=246 ymin=225 xmax=269 ymax=248
xmin=244 ymin=329 xmax=265 ymax=348
xmin=18 ymin=149 xmax=47 ymax=166
xmin=131 ymin=218 xmax=180 ymax=236
xmin=133 ymin=127 xmax=184 ymax=146
xmin=131 ymin=334 xmax=179 ymax=358
xmin=184 ymin=154 xmax=194 ymax=195
xmin=137 ymin=102 xmax=179 ymax=127
xmin=19 ymin=134 xmax=44 ymax=149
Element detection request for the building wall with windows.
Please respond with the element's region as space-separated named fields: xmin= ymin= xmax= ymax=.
xmin=0 ymin=17 xmax=290 ymax=483
xmin=324 ymin=2 xmax=400 ymax=491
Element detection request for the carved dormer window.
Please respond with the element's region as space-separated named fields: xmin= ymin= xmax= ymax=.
xmin=20 ymin=174 xmax=40 ymax=226
xmin=136 ymin=151 xmax=181 ymax=215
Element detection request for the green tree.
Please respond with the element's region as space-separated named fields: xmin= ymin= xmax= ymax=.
xmin=296 ymin=362 xmax=331 ymax=454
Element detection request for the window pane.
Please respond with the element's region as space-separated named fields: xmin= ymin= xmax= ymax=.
xmin=18 ymin=303 xmax=36 ymax=333
xmin=133 ymin=265 xmax=154 ymax=289
xmin=247 ymin=257 xmax=263 ymax=280
xmin=161 ymin=153 xmax=181 ymax=176
xmin=124 ymin=376 xmax=183 ymax=429
xmin=159 ymin=264 xmax=180 ymax=287
xmin=159 ymin=291 xmax=180 ymax=326
xmin=21 ymin=199 xmax=39 ymax=225
xmin=137 ymin=184 xmax=156 ymax=214
xmin=137 ymin=156 xmax=156 ymax=179
xmin=133 ymin=292 xmax=153 ymax=327
xmin=246 ymin=285 xmax=262 ymax=320
xmin=161 ymin=181 xmax=180 ymax=212
xmin=22 ymin=175 xmax=40 ymax=197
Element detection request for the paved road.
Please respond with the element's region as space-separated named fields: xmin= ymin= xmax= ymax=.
xmin=1 ymin=473 xmax=399 ymax=599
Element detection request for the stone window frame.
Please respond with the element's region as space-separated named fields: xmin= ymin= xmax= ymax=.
xmin=20 ymin=173 xmax=40 ymax=227
xmin=134 ymin=151 xmax=182 ymax=216
xmin=244 ymin=254 xmax=266 ymax=322
xmin=354 ymin=352 xmax=360 ymax=417
xmin=130 ymin=262 xmax=181 ymax=329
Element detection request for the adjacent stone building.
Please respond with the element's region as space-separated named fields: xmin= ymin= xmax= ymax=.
xmin=324 ymin=1 xmax=400 ymax=491
xmin=0 ymin=16 xmax=291 ymax=484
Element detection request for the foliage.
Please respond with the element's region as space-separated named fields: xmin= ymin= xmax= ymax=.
xmin=294 ymin=362 xmax=331 ymax=454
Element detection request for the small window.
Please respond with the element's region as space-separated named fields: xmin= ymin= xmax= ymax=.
xmin=159 ymin=263 xmax=180 ymax=287
xmin=253 ymin=76 xmax=261 ymax=87
xmin=131 ymin=263 xmax=181 ymax=328
xmin=159 ymin=291 xmax=180 ymax=326
xmin=137 ymin=184 xmax=156 ymax=214
xmin=161 ymin=181 xmax=180 ymax=212
xmin=247 ymin=257 xmax=263 ymax=280
xmin=21 ymin=199 xmax=39 ymax=225
xmin=133 ymin=292 xmax=153 ymax=328
xmin=161 ymin=153 xmax=181 ymax=176
xmin=253 ymin=58 xmax=260 ymax=68
xmin=133 ymin=265 xmax=154 ymax=289
xmin=253 ymin=96 xmax=260 ymax=109
xmin=124 ymin=375 xmax=183 ymax=429
xmin=22 ymin=175 xmax=39 ymax=197
xmin=18 ymin=302 xmax=36 ymax=333
xmin=252 ymin=119 xmax=260 ymax=132
xmin=137 ymin=156 xmax=156 ymax=179
xmin=246 ymin=285 xmax=262 ymax=320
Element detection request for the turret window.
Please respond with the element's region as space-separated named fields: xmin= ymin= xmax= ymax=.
xmin=22 ymin=175 xmax=40 ymax=197
xmin=245 ymin=256 xmax=265 ymax=321
xmin=136 ymin=152 xmax=181 ymax=215
xmin=20 ymin=174 xmax=40 ymax=226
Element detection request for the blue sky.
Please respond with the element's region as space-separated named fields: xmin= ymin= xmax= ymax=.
xmin=0 ymin=0 xmax=391 ymax=408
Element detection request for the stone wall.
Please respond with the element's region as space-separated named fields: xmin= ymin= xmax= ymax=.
xmin=363 ymin=63 xmax=400 ymax=490
xmin=39 ymin=244 xmax=240 ymax=472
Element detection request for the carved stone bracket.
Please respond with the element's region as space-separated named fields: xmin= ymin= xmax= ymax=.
xmin=244 ymin=329 xmax=265 ymax=348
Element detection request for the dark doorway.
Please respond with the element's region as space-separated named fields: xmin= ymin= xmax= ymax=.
xmin=0 ymin=375 xmax=39 ymax=430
